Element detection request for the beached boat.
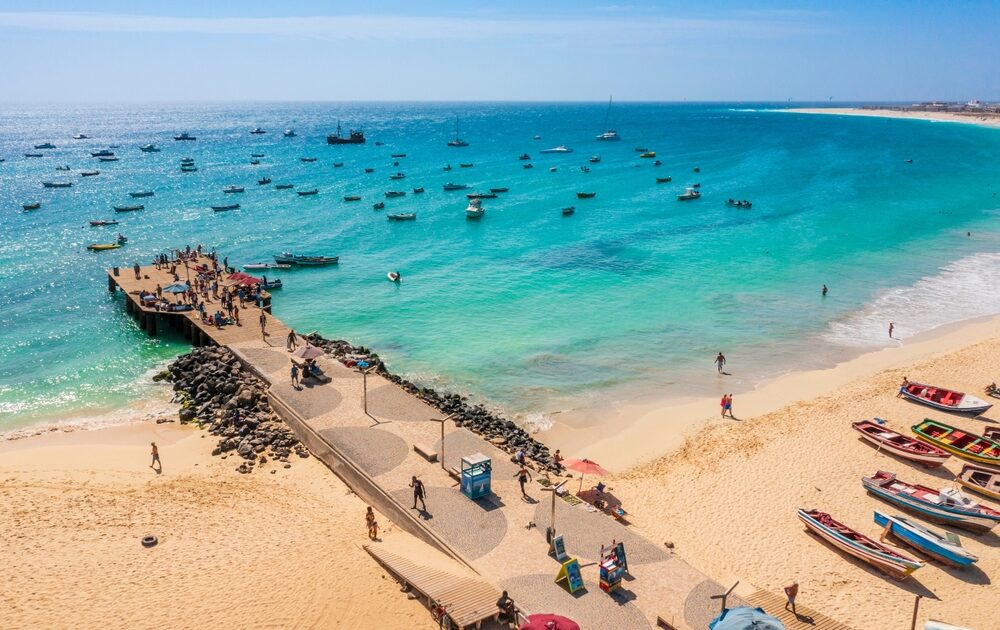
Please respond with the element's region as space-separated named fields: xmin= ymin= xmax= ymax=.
xmin=656 ymin=177 xmax=673 ymax=183
xmin=466 ymin=199 xmax=484 ymax=219
xmin=297 ymin=189 xmax=319 ymax=196
xmin=678 ymin=187 xmax=701 ymax=200
xmin=595 ymin=96 xmax=620 ymax=141
xmin=412 ymin=187 xmax=425 ymax=194
xmin=873 ymin=511 xmax=978 ymax=568
xmin=224 ymin=186 xmax=244 ymax=194
xmin=114 ymin=205 xmax=144 ymax=212
xmin=87 ymin=243 xmax=121 ymax=251
xmin=862 ymin=470 xmax=1000 ymax=534
xmin=24 ymin=153 xmax=44 ymax=158
xmin=34 ymin=142 xmax=56 ymax=150
xmin=576 ymin=192 xmax=596 ymax=199
xmin=797 ymin=508 xmax=922 ymax=579
xmin=911 ymin=419 xmax=1000 ymax=466
xmin=42 ymin=182 xmax=73 ymax=188
xmin=300 ymin=157 xmax=317 ymax=163
xmin=89 ymin=220 xmax=118 ymax=226
xmin=562 ymin=206 xmax=576 ymax=216
xmin=250 ymin=127 xmax=266 ymax=135
xmin=22 ymin=203 xmax=41 ymax=211
xmin=344 ymin=195 xmax=361 ymax=202
xmin=327 ymin=122 xmax=365 ymax=145
xmin=244 ymin=263 xmax=290 ymax=270
xmin=72 ymin=134 xmax=88 ymax=140
xmin=519 ymin=153 xmax=531 ymax=160
xmin=899 ymin=381 xmax=992 ymax=415
xmin=258 ymin=177 xmax=271 ymax=185
xmin=443 ymin=183 xmax=469 ymax=191
xmin=851 ymin=420 xmax=950 ymax=467
xmin=387 ymin=213 xmax=416 ymax=221
xmin=130 ymin=191 xmax=154 ymax=198
xmin=389 ymin=172 xmax=406 ymax=180
xmin=541 ymin=145 xmax=573 ymax=154
xmin=275 ymin=184 xmax=294 ymax=190
xmin=140 ymin=144 xmax=160 ymax=152
xmin=490 ymin=187 xmax=509 ymax=193
xmin=639 ymin=151 xmax=656 ymax=158
xmin=384 ymin=191 xmax=406 ymax=198
xmin=174 ymin=133 xmax=196 ymax=141
xmin=283 ymin=129 xmax=296 ymax=137
xmin=211 ymin=204 xmax=239 ymax=212
xmin=273 ymin=252 xmax=339 ymax=266
xmin=81 ymin=170 xmax=100 ymax=177
xmin=983 ymin=425 xmax=1000 ymax=441
xmin=956 ymin=464 xmax=1000 ymax=502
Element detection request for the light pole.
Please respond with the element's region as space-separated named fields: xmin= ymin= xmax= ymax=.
xmin=358 ymin=361 xmax=386 ymax=426
xmin=428 ymin=413 xmax=456 ymax=470
xmin=541 ymin=479 xmax=568 ymax=550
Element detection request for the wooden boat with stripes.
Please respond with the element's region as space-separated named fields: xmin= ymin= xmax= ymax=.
xmin=956 ymin=464 xmax=1000 ymax=502
xmin=797 ymin=508 xmax=922 ymax=579
xmin=911 ymin=419 xmax=1000 ymax=466
xmin=851 ymin=419 xmax=950 ymax=467
xmin=899 ymin=381 xmax=992 ymax=415
xmin=862 ymin=470 xmax=1000 ymax=534
xmin=872 ymin=511 xmax=978 ymax=568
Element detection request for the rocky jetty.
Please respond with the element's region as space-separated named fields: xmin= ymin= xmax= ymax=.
xmin=165 ymin=346 xmax=309 ymax=473
xmin=303 ymin=333 xmax=559 ymax=472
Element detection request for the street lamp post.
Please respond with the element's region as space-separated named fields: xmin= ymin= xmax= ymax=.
xmin=541 ymin=479 xmax=569 ymax=550
xmin=428 ymin=413 xmax=456 ymax=470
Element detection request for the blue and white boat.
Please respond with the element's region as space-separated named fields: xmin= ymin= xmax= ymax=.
xmin=798 ymin=509 xmax=923 ymax=579
xmin=873 ymin=511 xmax=978 ymax=568
xmin=863 ymin=470 xmax=1000 ymax=534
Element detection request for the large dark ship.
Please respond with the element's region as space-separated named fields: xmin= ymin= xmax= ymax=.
xmin=326 ymin=122 xmax=365 ymax=145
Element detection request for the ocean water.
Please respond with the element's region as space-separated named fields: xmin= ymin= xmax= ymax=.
xmin=2 ymin=102 xmax=999 ymax=433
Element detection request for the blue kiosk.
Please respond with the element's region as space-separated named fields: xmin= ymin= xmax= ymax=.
xmin=460 ymin=453 xmax=492 ymax=500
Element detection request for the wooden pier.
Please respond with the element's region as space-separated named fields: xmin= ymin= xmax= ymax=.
xmin=106 ymin=263 xmax=291 ymax=347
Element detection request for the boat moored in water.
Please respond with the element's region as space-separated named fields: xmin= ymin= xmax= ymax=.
xmin=23 ymin=203 xmax=41 ymax=211
xmin=387 ymin=213 xmax=416 ymax=221
xmin=130 ymin=191 xmax=154 ymax=198
xmin=443 ymin=183 xmax=469 ymax=191
xmin=465 ymin=198 xmax=485 ymax=219
xmin=678 ymin=187 xmax=701 ymax=200
xmin=283 ymin=129 xmax=296 ymax=137
xmin=576 ymin=191 xmax=596 ymax=199
xmin=540 ymin=145 xmax=573 ymax=154
xmin=81 ymin=170 xmax=100 ymax=177
xmin=297 ymin=189 xmax=319 ymax=196
xmin=114 ymin=205 xmax=144 ymax=212
xmin=34 ymin=142 xmax=56 ymax=150
xmin=327 ymin=122 xmax=365 ymax=145
xmin=273 ymin=252 xmax=339 ymax=266
xmin=140 ymin=144 xmax=161 ymax=152
xmin=211 ymin=204 xmax=240 ymax=212
xmin=174 ymin=133 xmax=196 ymax=141
xmin=43 ymin=181 xmax=73 ymax=188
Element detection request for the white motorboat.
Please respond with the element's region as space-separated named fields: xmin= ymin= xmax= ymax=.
xmin=466 ymin=198 xmax=485 ymax=219
xmin=540 ymin=145 xmax=573 ymax=154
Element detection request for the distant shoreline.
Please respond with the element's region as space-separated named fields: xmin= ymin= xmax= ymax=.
xmin=786 ymin=107 xmax=1000 ymax=129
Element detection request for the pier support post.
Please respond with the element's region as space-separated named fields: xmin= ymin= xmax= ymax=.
xmin=183 ymin=319 xmax=192 ymax=340
xmin=107 ymin=275 xmax=116 ymax=293
xmin=146 ymin=313 xmax=157 ymax=337
xmin=125 ymin=298 xmax=133 ymax=315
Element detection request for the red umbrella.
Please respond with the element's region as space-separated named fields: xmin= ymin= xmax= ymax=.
xmin=292 ymin=345 xmax=324 ymax=360
xmin=227 ymin=272 xmax=261 ymax=285
xmin=562 ymin=457 xmax=609 ymax=493
xmin=518 ymin=614 xmax=580 ymax=630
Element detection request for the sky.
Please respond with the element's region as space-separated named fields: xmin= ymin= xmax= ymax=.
xmin=1 ymin=1 xmax=998 ymax=103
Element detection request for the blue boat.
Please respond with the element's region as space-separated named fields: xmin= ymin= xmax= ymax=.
xmin=873 ymin=511 xmax=978 ymax=568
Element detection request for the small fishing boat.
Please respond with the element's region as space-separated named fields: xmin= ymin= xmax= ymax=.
xmin=174 ymin=133 xmax=196 ymax=141
xmin=580 ymin=166 xmax=590 ymax=173
xmin=24 ymin=153 xmax=44 ymax=158
xmin=490 ymin=187 xmax=509 ymax=193
xmin=98 ymin=156 xmax=119 ymax=162
xmin=384 ymin=191 xmax=406 ymax=198
xmin=275 ymin=184 xmax=294 ymax=190
xmin=576 ymin=192 xmax=596 ymax=199
xmin=387 ymin=213 xmax=416 ymax=221
xmin=389 ymin=172 xmax=406 ymax=180
xmin=42 ymin=182 xmax=73 ymax=188
xmin=114 ymin=205 xmax=144 ymax=212
xmin=89 ymin=220 xmax=118 ymax=226
xmin=443 ymin=165 xmax=453 ymax=171
xmin=140 ymin=144 xmax=160 ymax=152
xmin=634 ymin=147 xmax=648 ymax=152
xmin=258 ymin=177 xmax=271 ymax=185
xmin=211 ymin=204 xmax=240 ymax=212
xmin=654 ymin=160 xmax=662 ymax=166
xmin=873 ymin=511 xmax=978 ymax=568
xmin=333 ymin=162 xmax=344 ymax=168
xmin=300 ymin=157 xmax=317 ymax=163
xmin=678 ymin=187 xmax=701 ymax=201
xmin=373 ymin=202 xmax=385 ymax=210
xmin=466 ymin=199 xmax=484 ymax=219
xmin=326 ymin=122 xmax=366 ymax=145
xmin=388 ymin=272 xmax=401 ymax=283
xmin=375 ymin=141 xmax=384 ymax=146
xmin=460 ymin=163 xmax=474 ymax=168
xmin=250 ymin=160 xmax=260 ymax=165
xmin=694 ymin=167 xmax=701 ymax=172
xmin=81 ymin=170 xmax=100 ymax=177
xmin=223 ymin=186 xmax=244 ymax=194
xmin=533 ymin=135 xmax=541 ymax=140
xmin=180 ymin=157 xmax=195 ymax=164
xmin=181 ymin=167 xmax=198 ymax=172
xmin=56 ymin=165 xmax=71 ymax=171
xmin=589 ymin=155 xmax=601 ymax=163
xmin=273 ymin=252 xmax=339 ymax=266
xmin=283 ymin=129 xmax=296 ymax=137
xmin=549 ymin=166 xmax=558 ymax=172
xmin=911 ymin=419 xmax=1000 ymax=466
xmin=250 ymin=127 xmax=266 ymax=135
xmin=391 ymin=153 xmax=406 ymax=159
xmin=519 ymin=153 xmax=531 ymax=160
xmin=243 ymin=263 xmax=291 ymax=270
xmin=130 ymin=191 xmax=154 ymax=198
xmin=412 ymin=187 xmax=425 ymax=194
xmin=540 ymin=145 xmax=573 ymax=154
xmin=22 ymin=203 xmax=41 ymax=211
xmin=91 ymin=150 xmax=114 ymax=157
xmin=797 ymin=508 xmax=922 ymax=579
xmin=260 ymin=279 xmax=282 ymax=290
xmin=87 ymin=243 xmax=121 ymax=251
xmin=900 ymin=381 xmax=992 ymax=415
xmin=726 ymin=199 xmax=753 ymax=209
xmin=863 ymin=470 xmax=1000 ymax=534
xmin=562 ymin=206 xmax=576 ymax=216
xmin=364 ymin=168 xmax=375 ymax=173
xmin=656 ymin=177 xmax=673 ymax=183
xmin=297 ymin=189 xmax=319 ymax=196
xmin=34 ymin=143 xmax=56 ymax=150
xmin=523 ymin=163 xmax=533 ymax=169
xmin=73 ymin=134 xmax=89 ymax=140
xmin=443 ymin=183 xmax=469 ymax=191
xmin=956 ymin=464 xmax=1000 ymax=502
xmin=250 ymin=153 xmax=265 ymax=159
xmin=344 ymin=195 xmax=361 ymax=202
xmin=466 ymin=192 xmax=497 ymax=200
xmin=639 ymin=151 xmax=656 ymax=158
xmin=851 ymin=419 xmax=950 ymax=467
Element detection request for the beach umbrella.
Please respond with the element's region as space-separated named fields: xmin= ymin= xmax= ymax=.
xmin=518 ymin=614 xmax=580 ymax=630
xmin=562 ymin=457 xmax=609 ymax=492
xmin=709 ymin=607 xmax=785 ymax=630
xmin=292 ymin=345 xmax=324 ymax=360
xmin=162 ymin=282 xmax=189 ymax=294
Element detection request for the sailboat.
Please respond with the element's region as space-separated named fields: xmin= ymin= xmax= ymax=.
xmin=447 ymin=116 xmax=469 ymax=147
xmin=595 ymin=96 xmax=620 ymax=141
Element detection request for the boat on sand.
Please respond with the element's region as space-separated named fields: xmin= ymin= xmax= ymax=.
xmin=911 ymin=419 xmax=1000 ymax=466
xmin=797 ymin=508 xmax=922 ymax=579
xmin=862 ymin=470 xmax=1000 ymax=534
xmin=956 ymin=464 xmax=1000 ymax=502
xmin=899 ymin=381 xmax=992 ymax=415
xmin=851 ymin=419 xmax=950 ymax=467
xmin=872 ymin=511 xmax=978 ymax=568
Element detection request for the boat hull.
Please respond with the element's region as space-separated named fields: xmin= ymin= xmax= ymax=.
xmin=851 ymin=421 xmax=950 ymax=467
xmin=899 ymin=383 xmax=993 ymax=415
xmin=873 ymin=511 xmax=977 ymax=568
xmin=911 ymin=419 xmax=1000 ymax=466
xmin=798 ymin=509 xmax=921 ymax=579
xmin=863 ymin=473 xmax=998 ymax=534
xmin=956 ymin=464 xmax=1000 ymax=501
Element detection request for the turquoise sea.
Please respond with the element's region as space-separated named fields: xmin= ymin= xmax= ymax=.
xmin=2 ymin=103 xmax=999 ymax=433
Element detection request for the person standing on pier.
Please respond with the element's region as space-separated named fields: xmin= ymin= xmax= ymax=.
xmin=133 ymin=262 xmax=141 ymax=280
xmin=259 ymin=311 xmax=267 ymax=338
xmin=287 ymin=329 xmax=298 ymax=351
xmin=291 ymin=363 xmax=300 ymax=389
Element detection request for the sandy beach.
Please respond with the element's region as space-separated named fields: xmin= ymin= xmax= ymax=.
xmin=787 ymin=107 xmax=1000 ymax=129
xmin=602 ymin=325 xmax=1000 ymax=629
xmin=0 ymin=422 xmax=434 ymax=630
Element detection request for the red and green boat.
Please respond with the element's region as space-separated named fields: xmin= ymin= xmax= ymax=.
xmin=911 ymin=419 xmax=1000 ymax=466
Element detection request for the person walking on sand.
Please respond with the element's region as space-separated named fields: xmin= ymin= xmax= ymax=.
xmin=714 ymin=352 xmax=726 ymax=374
xmin=290 ymin=363 xmax=300 ymax=389
xmin=784 ymin=581 xmax=799 ymax=615
xmin=410 ymin=475 xmax=426 ymax=511
xmin=150 ymin=442 xmax=161 ymax=471
xmin=514 ymin=466 xmax=533 ymax=500
xmin=259 ymin=310 xmax=267 ymax=338
xmin=720 ymin=394 xmax=727 ymax=418
xmin=365 ymin=506 xmax=379 ymax=540
xmin=888 ymin=321 xmax=894 ymax=339
xmin=724 ymin=394 xmax=734 ymax=419
xmin=233 ymin=304 xmax=240 ymax=326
